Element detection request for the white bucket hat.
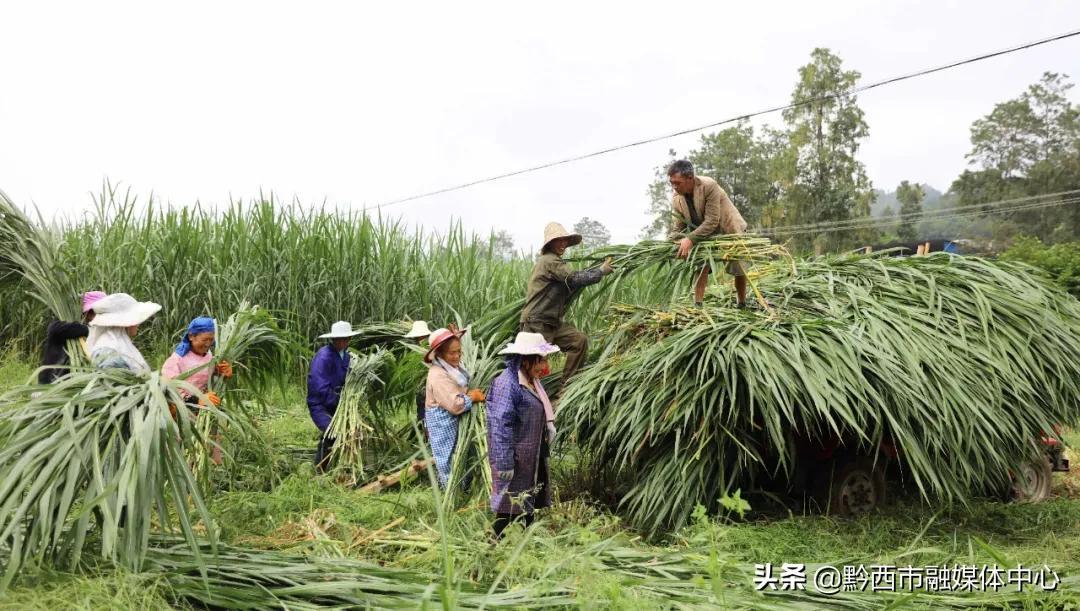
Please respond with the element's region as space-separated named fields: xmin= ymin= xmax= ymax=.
xmin=498 ymin=332 xmax=561 ymax=356
xmin=403 ymin=320 xmax=432 ymax=339
xmin=542 ymin=222 xmax=582 ymax=251
xmin=319 ymin=320 xmax=361 ymax=339
xmin=87 ymin=293 xmax=161 ymax=328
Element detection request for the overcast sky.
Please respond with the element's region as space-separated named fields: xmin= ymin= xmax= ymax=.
xmin=2 ymin=1 xmax=1079 ymax=252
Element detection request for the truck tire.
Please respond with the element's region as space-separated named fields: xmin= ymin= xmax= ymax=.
xmin=818 ymin=457 xmax=887 ymax=516
xmin=1010 ymin=457 xmax=1053 ymax=503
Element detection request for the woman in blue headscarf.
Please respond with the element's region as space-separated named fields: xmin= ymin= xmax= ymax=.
xmin=162 ymin=316 xmax=233 ymax=403
xmin=162 ymin=316 xmax=233 ymax=464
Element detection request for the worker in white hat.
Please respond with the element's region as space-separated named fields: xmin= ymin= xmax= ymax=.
xmin=86 ymin=293 xmax=162 ymax=373
xmin=308 ymin=320 xmax=361 ymax=471
xmin=403 ymin=320 xmax=431 ymax=340
xmin=403 ymin=320 xmax=434 ymax=437
xmin=519 ymin=222 xmax=613 ymax=391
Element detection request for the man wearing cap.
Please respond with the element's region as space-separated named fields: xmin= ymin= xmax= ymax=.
xmin=667 ymin=159 xmax=749 ymax=307
xmin=38 ymin=291 xmax=105 ymax=384
xmin=308 ymin=320 xmax=361 ymax=471
xmin=519 ymin=222 xmax=613 ymax=389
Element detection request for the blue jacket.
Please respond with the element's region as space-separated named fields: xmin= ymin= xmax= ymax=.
xmin=307 ymin=345 xmax=349 ymax=432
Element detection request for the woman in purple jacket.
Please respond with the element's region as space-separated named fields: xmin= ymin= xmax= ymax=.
xmin=486 ymin=332 xmax=561 ymax=539
xmin=308 ymin=321 xmax=360 ymax=471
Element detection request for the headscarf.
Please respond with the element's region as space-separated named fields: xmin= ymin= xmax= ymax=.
xmin=505 ymin=354 xmax=555 ymax=422
xmin=88 ymin=326 xmax=151 ymax=373
xmin=82 ymin=291 xmax=106 ymax=313
xmin=435 ymin=357 xmax=470 ymax=388
xmin=175 ymin=316 xmax=216 ymax=357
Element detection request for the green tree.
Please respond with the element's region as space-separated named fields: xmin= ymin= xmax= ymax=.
xmin=640 ymin=157 xmax=675 ymax=240
xmin=573 ymin=216 xmax=611 ymax=249
xmin=780 ymin=48 xmax=874 ymax=250
xmin=895 ymin=180 xmax=925 ymax=242
xmin=689 ymin=121 xmax=777 ymax=228
xmin=491 ymin=229 xmax=516 ymax=259
xmin=952 ymin=72 xmax=1080 ymax=242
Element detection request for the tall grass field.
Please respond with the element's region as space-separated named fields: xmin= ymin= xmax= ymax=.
xmin=0 ymin=188 xmax=1078 ymax=609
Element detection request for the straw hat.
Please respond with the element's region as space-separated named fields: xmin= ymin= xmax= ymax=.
xmin=498 ymin=332 xmax=561 ymax=356
xmin=424 ymin=327 xmax=466 ymax=363
xmin=318 ymin=320 xmax=361 ymax=339
xmin=542 ymin=222 xmax=582 ymax=251
xmin=403 ymin=320 xmax=432 ymax=339
xmin=87 ymin=293 xmax=161 ymax=328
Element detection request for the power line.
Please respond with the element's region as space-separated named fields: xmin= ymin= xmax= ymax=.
xmin=758 ymin=189 xmax=1080 ymax=236
xmin=371 ymin=28 xmax=1080 ymax=210
xmin=774 ymin=197 xmax=1080 ymax=237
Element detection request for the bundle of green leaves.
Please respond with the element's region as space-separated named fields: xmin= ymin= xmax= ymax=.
xmin=560 ymin=253 xmax=1080 ymax=534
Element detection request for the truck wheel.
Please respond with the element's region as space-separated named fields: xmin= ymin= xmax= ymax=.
xmin=820 ymin=457 xmax=887 ymax=516
xmin=1010 ymin=457 xmax=1052 ymax=503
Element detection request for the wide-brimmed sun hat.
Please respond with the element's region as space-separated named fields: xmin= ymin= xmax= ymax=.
xmin=542 ymin=222 xmax=582 ymax=251
xmin=87 ymin=293 xmax=161 ymax=328
xmin=319 ymin=320 xmax=361 ymax=339
xmin=498 ymin=332 xmax=561 ymax=356
xmin=425 ymin=327 xmax=466 ymax=363
xmin=403 ymin=320 xmax=432 ymax=339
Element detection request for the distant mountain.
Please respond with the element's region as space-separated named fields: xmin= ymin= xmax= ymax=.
xmin=871 ymin=184 xmax=943 ymax=217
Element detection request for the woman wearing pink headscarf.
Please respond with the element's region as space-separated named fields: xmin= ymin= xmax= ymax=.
xmin=38 ymin=290 xmax=106 ymax=384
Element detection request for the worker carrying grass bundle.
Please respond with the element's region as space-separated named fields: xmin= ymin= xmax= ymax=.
xmin=424 ymin=326 xmax=486 ymax=488
xmin=667 ymin=159 xmax=749 ymax=307
xmin=308 ymin=320 xmax=361 ymax=472
xmin=161 ymin=316 xmax=234 ymax=463
xmin=519 ymin=222 xmax=614 ymax=389
xmin=87 ymin=293 xmax=161 ymax=372
xmin=37 ymin=290 xmax=104 ymax=384
xmin=162 ymin=316 xmax=233 ymax=406
xmin=404 ymin=320 xmax=433 ymax=436
xmin=487 ymin=332 xmax=560 ymax=539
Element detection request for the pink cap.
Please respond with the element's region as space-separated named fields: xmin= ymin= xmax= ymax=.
xmin=82 ymin=291 xmax=107 ymax=313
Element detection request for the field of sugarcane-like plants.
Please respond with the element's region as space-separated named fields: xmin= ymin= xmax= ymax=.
xmin=2 ymin=188 xmax=1080 ymax=608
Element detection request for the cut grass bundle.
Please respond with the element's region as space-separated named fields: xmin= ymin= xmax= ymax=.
xmin=0 ymin=368 xmax=223 ymax=587
xmin=325 ymin=348 xmax=394 ymax=482
xmin=191 ymin=304 xmax=291 ymax=486
xmin=561 ymin=253 xmax=1080 ymax=534
xmin=143 ymin=536 xmax=575 ymax=609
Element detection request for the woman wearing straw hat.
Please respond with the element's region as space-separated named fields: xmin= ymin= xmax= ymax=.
xmin=486 ymin=332 xmax=561 ymax=539
xmin=308 ymin=320 xmax=361 ymax=471
xmin=519 ymin=222 xmax=613 ymax=392
xmin=38 ymin=290 xmax=105 ymax=384
xmin=424 ymin=326 xmax=485 ymax=488
xmin=87 ymin=293 xmax=162 ymax=373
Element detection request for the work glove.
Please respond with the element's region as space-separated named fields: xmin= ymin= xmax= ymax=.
xmin=215 ymin=360 xmax=234 ymax=378
xmin=467 ymin=388 xmax=486 ymax=403
xmin=496 ymin=469 xmax=515 ymax=483
xmin=546 ymin=421 xmax=557 ymax=444
xmin=198 ymin=391 xmax=222 ymax=407
xmin=600 ymin=257 xmax=615 ymax=275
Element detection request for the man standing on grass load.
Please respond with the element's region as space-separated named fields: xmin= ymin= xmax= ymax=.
xmin=519 ymin=222 xmax=614 ymax=392
xmin=667 ymin=159 xmax=749 ymax=307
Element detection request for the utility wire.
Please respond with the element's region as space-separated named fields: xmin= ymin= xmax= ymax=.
xmin=371 ymin=28 xmax=1080 ymax=210
xmin=757 ymin=189 xmax=1080 ymax=236
xmin=770 ymin=197 xmax=1080 ymax=237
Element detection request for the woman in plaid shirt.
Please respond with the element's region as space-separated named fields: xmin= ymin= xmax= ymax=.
xmin=486 ymin=332 xmax=561 ymax=539
xmin=424 ymin=326 xmax=485 ymax=488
